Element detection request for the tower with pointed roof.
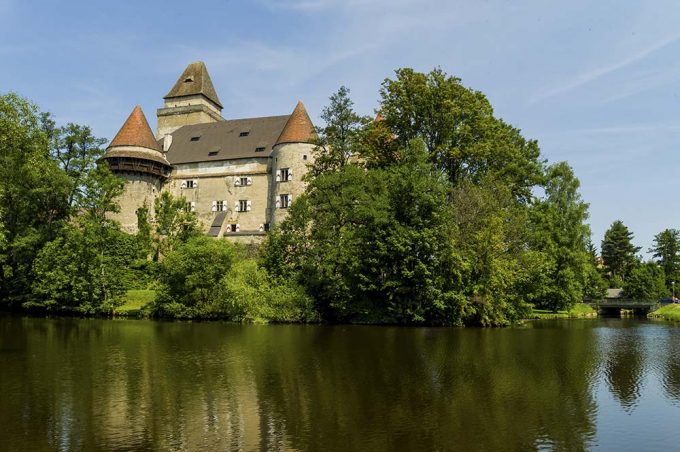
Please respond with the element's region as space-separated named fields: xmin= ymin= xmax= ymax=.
xmin=104 ymin=61 xmax=318 ymax=240
xmin=270 ymin=101 xmax=317 ymax=225
xmin=103 ymin=105 xmax=171 ymax=232
xmin=156 ymin=61 xmax=223 ymax=140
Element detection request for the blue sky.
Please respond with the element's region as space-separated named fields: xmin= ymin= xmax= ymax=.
xmin=2 ymin=0 xmax=680 ymax=255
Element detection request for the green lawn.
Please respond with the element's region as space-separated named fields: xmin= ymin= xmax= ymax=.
xmin=114 ymin=290 xmax=156 ymax=317
xmin=649 ymin=303 xmax=680 ymax=322
xmin=528 ymin=303 xmax=597 ymax=320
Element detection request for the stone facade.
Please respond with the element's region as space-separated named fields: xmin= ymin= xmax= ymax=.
xmin=103 ymin=61 xmax=316 ymax=242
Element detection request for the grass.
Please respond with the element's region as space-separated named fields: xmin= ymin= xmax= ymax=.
xmin=648 ymin=303 xmax=680 ymax=322
xmin=527 ymin=303 xmax=597 ymax=320
xmin=114 ymin=289 xmax=156 ymax=317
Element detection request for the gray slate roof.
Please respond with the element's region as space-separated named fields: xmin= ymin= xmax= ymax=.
xmin=164 ymin=61 xmax=223 ymax=109
xmin=165 ymin=115 xmax=291 ymax=164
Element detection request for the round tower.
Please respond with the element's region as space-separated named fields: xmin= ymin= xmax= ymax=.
xmin=103 ymin=105 xmax=171 ymax=232
xmin=270 ymin=101 xmax=317 ymax=225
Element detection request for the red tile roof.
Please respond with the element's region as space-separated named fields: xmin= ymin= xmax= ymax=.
xmin=276 ymin=101 xmax=317 ymax=145
xmin=108 ymin=106 xmax=162 ymax=152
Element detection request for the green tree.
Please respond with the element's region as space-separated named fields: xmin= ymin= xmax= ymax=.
xmin=0 ymin=93 xmax=71 ymax=306
xmin=378 ymin=68 xmax=544 ymax=200
xmin=310 ymin=86 xmax=369 ymax=177
xmin=650 ymin=228 xmax=680 ymax=289
xmin=601 ymin=220 xmax=640 ymax=283
xmin=623 ymin=262 xmax=668 ymax=300
xmin=151 ymin=191 xmax=200 ymax=258
xmin=153 ymin=236 xmax=236 ymax=318
xmin=526 ymin=162 xmax=594 ymax=311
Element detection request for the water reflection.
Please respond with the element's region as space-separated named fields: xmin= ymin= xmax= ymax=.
xmin=602 ymin=324 xmax=645 ymax=411
xmin=0 ymin=317 xmax=678 ymax=450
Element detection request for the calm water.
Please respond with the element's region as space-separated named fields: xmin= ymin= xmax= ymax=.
xmin=2 ymin=316 xmax=680 ymax=451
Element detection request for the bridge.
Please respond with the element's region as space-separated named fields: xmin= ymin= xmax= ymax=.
xmin=585 ymin=299 xmax=660 ymax=315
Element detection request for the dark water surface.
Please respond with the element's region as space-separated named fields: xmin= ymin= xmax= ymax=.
xmin=2 ymin=316 xmax=680 ymax=451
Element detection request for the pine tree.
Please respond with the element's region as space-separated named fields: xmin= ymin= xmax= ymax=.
xmin=601 ymin=220 xmax=640 ymax=283
xmin=650 ymin=228 xmax=680 ymax=289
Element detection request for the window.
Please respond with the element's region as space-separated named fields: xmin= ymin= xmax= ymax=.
xmin=228 ymin=224 xmax=239 ymax=233
xmin=255 ymin=146 xmax=265 ymax=152
xmin=303 ymin=154 xmax=308 ymax=160
xmin=185 ymin=179 xmax=195 ymax=188
xmin=279 ymin=194 xmax=290 ymax=209
xmin=213 ymin=200 xmax=225 ymax=212
xmin=185 ymin=202 xmax=196 ymax=212
xmin=208 ymin=151 xmax=219 ymax=156
xmin=278 ymin=168 xmax=291 ymax=182
xmin=264 ymin=223 xmax=270 ymax=232
xmin=190 ymin=136 xmax=200 ymax=142
xmin=239 ymin=131 xmax=250 ymax=137
xmin=237 ymin=200 xmax=251 ymax=212
xmin=184 ymin=76 xmax=194 ymax=83
xmin=240 ymin=177 xmax=248 ymax=186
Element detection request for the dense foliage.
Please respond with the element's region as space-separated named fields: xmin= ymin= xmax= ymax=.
xmin=3 ymin=66 xmax=672 ymax=323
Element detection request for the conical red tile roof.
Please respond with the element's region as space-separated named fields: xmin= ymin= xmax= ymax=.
xmin=108 ymin=106 xmax=162 ymax=152
xmin=276 ymin=101 xmax=317 ymax=145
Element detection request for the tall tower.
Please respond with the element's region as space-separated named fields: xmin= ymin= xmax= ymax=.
xmin=103 ymin=106 xmax=171 ymax=232
xmin=270 ymin=101 xmax=317 ymax=225
xmin=156 ymin=61 xmax=223 ymax=140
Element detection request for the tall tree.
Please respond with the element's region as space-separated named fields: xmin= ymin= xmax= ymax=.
xmin=601 ymin=220 xmax=640 ymax=283
xmin=310 ymin=86 xmax=369 ymax=177
xmin=526 ymin=162 xmax=596 ymax=311
xmin=0 ymin=93 xmax=71 ymax=305
xmin=650 ymin=228 xmax=680 ymax=289
xmin=378 ymin=68 xmax=544 ymax=200
xmin=623 ymin=261 xmax=668 ymax=300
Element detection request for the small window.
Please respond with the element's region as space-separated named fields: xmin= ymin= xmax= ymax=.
xmin=279 ymin=194 xmax=290 ymax=209
xmin=216 ymin=200 xmax=225 ymax=212
xmin=208 ymin=151 xmax=219 ymax=156
xmin=255 ymin=146 xmax=265 ymax=152
xmin=239 ymin=131 xmax=250 ymax=137
xmin=186 ymin=180 xmax=195 ymax=188
xmin=239 ymin=176 xmax=248 ymax=186
xmin=185 ymin=202 xmax=192 ymax=212
xmin=184 ymin=76 xmax=194 ymax=83
xmin=230 ymin=224 xmax=237 ymax=232
xmin=303 ymin=154 xmax=308 ymax=160
xmin=279 ymin=168 xmax=291 ymax=182
xmin=264 ymin=223 xmax=270 ymax=232
xmin=239 ymin=200 xmax=248 ymax=212
xmin=190 ymin=136 xmax=200 ymax=142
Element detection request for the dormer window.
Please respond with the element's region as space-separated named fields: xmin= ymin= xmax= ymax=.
xmin=184 ymin=76 xmax=194 ymax=83
xmin=255 ymin=146 xmax=265 ymax=152
xmin=208 ymin=151 xmax=219 ymax=157
xmin=239 ymin=131 xmax=250 ymax=137
xmin=190 ymin=136 xmax=200 ymax=142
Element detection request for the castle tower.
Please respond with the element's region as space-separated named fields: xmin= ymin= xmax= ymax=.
xmin=103 ymin=106 xmax=171 ymax=232
xmin=157 ymin=61 xmax=223 ymax=140
xmin=270 ymin=101 xmax=317 ymax=225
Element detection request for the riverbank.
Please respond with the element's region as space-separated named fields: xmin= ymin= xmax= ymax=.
xmin=527 ymin=303 xmax=597 ymax=320
xmin=648 ymin=303 xmax=680 ymax=322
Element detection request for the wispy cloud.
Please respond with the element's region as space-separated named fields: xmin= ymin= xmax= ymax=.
xmin=530 ymin=33 xmax=680 ymax=103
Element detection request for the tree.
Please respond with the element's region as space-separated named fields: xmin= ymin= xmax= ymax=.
xmin=525 ymin=162 xmax=594 ymax=311
xmin=153 ymin=236 xmax=236 ymax=318
xmin=150 ymin=191 xmax=200 ymax=258
xmin=0 ymin=93 xmax=71 ymax=306
xmin=378 ymin=68 xmax=544 ymax=200
xmin=623 ymin=262 xmax=668 ymax=300
xmin=310 ymin=86 xmax=369 ymax=177
xmin=650 ymin=229 xmax=680 ymax=289
xmin=601 ymin=220 xmax=640 ymax=283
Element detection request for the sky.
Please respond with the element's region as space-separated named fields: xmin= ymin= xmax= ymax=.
xmin=2 ymin=0 xmax=680 ymax=255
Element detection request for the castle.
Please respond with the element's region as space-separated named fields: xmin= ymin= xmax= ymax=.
xmin=102 ymin=61 xmax=316 ymax=242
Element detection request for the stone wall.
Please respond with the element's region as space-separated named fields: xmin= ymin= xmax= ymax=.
xmin=110 ymin=172 xmax=162 ymax=233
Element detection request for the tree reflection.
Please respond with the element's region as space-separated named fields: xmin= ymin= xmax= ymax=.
xmin=603 ymin=325 xmax=644 ymax=411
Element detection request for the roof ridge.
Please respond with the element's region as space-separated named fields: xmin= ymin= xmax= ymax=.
xmin=108 ymin=106 xmax=162 ymax=152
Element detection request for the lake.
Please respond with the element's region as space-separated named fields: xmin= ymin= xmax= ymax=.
xmin=2 ymin=315 xmax=680 ymax=451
